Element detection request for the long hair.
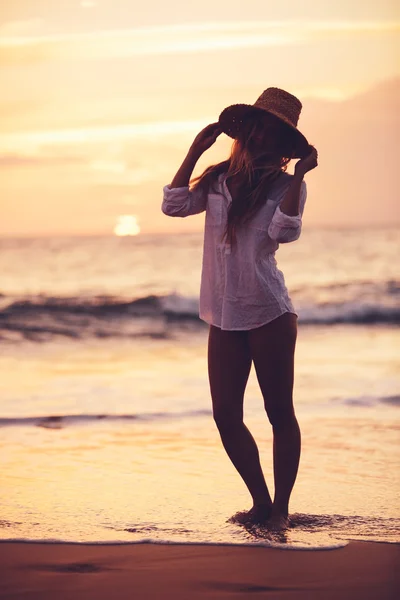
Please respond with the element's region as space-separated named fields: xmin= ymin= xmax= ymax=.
xmin=189 ymin=115 xmax=297 ymax=245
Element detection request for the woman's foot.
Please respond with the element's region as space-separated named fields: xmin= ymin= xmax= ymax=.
xmin=229 ymin=503 xmax=272 ymax=525
xmin=267 ymin=511 xmax=290 ymax=531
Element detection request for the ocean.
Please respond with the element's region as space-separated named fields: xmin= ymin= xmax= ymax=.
xmin=0 ymin=227 xmax=399 ymax=549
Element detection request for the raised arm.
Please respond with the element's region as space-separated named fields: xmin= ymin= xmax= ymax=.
xmin=162 ymin=123 xmax=222 ymax=218
xmin=268 ymin=146 xmax=318 ymax=243
xmin=267 ymin=177 xmax=307 ymax=243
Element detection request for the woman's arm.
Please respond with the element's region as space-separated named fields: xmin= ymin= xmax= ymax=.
xmin=279 ymin=144 xmax=318 ymax=217
xmin=279 ymin=171 xmax=304 ymax=217
xmin=162 ymin=123 xmax=222 ymax=218
xmin=162 ymin=148 xmax=205 ymax=217
xmin=169 ymin=148 xmax=202 ymax=189
xmin=267 ymin=179 xmax=307 ymax=243
xmin=268 ymin=146 xmax=318 ymax=243
xmin=169 ymin=122 xmax=221 ymax=187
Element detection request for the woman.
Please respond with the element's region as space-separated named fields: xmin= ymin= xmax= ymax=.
xmin=162 ymin=87 xmax=318 ymax=529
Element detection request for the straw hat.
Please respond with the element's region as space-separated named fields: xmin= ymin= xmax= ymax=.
xmin=218 ymin=87 xmax=310 ymax=158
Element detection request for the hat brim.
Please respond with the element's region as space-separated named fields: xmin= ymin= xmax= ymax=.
xmin=218 ymin=104 xmax=310 ymax=159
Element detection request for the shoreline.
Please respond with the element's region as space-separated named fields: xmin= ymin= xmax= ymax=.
xmin=1 ymin=540 xmax=398 ymax=599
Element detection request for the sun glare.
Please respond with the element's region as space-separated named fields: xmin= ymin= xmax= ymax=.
xmin=114 ymin=215 xmax=141 ymax=236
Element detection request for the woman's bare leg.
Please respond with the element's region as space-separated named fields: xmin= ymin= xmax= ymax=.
xmin=208 ymin=325 xmax=272 ymax=516
xmin=248 ymin=313 xmax=300 ymax=523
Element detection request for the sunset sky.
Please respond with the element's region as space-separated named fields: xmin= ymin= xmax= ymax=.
xmin=1 ymin=1 xmax=399 ymax=236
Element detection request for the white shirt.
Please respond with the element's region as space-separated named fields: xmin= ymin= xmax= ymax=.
xmin=162 ymin=171 xmax=307 ymax=330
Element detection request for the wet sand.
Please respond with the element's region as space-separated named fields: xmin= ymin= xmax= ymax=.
xmin=0 ymin=540 xmax=398 ymax=599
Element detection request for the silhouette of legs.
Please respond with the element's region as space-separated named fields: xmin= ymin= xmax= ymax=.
xmin=208 ymin=325 xmax=272 ymax=515
xmin=248 ymin=312 xmax=300 ymax=522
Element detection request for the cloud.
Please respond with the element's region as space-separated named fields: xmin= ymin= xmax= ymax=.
xmin=1 ymin=77 xmax=398 ymax=157
xmin=0 ymin=118 xmax=212 ymax=152
xmin=0 ymin=147 xmax=177 ymax=188
xmin=1 ymin=77 xmax=399 ymax=234
xmin=0 ymin=18 xmax=45 ymax=37
xmin=0 ymin=153 xmax=85 ymax=167
xmin=88 ymin=160 xmax=127 ymax=173
xmin=1 ymin=78 xmax=399 ymax=231
xmin=0 ymin=20 xmax=398 ymax=65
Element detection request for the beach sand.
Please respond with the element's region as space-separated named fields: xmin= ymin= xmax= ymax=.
xmin=0 ymin=541 xmax=398 ymax=599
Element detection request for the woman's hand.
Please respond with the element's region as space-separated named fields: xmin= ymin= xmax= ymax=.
xmin=295 ymin=145 xmax=318 ymax=176
xmin=189 ymin=123 xmax=222 ymax=157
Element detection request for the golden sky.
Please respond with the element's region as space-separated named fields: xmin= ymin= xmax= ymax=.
xmin=0 ymin=1 xmax=399 ymax=236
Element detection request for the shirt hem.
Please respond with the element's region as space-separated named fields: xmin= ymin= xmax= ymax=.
xmin=199 ymin=309 xmax=298 ymax=331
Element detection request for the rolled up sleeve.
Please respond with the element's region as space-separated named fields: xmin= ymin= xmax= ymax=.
xmin=268 ymin=180 xmax=307 ymax=243
xmin=162 ymin=184 xmax=207 ymax=217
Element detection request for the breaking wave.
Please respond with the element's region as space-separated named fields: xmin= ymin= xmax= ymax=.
xmin=0 ymin=409 xmax=211 ymax=429
xmin=0 ymin=278 xmax=398 ymax=342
